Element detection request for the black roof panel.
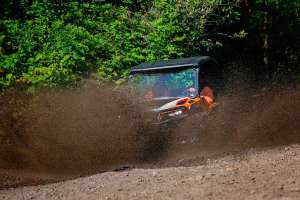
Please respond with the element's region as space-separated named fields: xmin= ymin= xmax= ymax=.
xmin=130 ymin=56 xmax=212 ymax=73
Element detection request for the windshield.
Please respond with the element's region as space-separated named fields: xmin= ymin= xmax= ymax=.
xmin=130 ymin=68 xmax=198 ymax=99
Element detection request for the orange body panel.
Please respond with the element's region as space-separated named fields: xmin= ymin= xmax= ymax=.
xmin=158 ymin=95 xmax=214 ymax=121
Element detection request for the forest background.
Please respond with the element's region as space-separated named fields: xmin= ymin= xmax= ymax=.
xmin=0 ymin=0 xmax=299 ymax=89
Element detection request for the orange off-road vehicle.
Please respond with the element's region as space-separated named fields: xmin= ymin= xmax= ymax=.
xmin=129 ymin=56 xmax=223 ymax=125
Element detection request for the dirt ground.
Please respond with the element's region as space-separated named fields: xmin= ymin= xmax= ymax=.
xmin=1 ymin=144 xmax=300 ymax=200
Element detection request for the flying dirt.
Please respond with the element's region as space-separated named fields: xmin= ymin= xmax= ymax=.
xmin=0 ymin=84 xmax=143 ymax=179
xmin=0 ymin=82 xmax=299 ymax=189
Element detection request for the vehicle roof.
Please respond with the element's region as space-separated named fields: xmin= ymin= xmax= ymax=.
xmin=130 ymin=56 xmax=213 ymax=73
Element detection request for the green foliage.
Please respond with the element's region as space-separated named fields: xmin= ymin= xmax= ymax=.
xmin=0 ymin=0 xmax=299 ymax=88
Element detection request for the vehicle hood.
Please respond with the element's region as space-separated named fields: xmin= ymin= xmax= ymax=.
xmin=149 ymin=97 xmax=188 ymax=112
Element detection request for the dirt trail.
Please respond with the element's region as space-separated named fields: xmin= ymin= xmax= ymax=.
xmin=1 ymin=144 xmax=300 ymax=200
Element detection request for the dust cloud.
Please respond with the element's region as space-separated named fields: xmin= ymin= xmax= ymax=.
xmin=0 ymin=83 xmax=145 ymax=185
xmin=166 ymin=87 xmax=300 ymax=161
xmin=0 ymin=82 xmax=299 ymax=188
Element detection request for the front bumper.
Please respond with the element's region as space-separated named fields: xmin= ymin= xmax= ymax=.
xmin=152 ymin=112 xmax=189 ymax=125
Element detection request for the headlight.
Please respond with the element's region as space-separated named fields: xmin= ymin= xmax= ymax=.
xmin=158 ymin=108 xmax=187 ymax=122
xmin=168 ymin=109 xmax=183 ymax=117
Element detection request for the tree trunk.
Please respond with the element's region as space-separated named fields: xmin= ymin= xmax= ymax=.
xmin=262 ymin=2 xmax=270 ymax=79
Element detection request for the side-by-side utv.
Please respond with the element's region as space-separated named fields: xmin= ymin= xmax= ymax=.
xmin=129 ymin=56 xmax=223 ymax=125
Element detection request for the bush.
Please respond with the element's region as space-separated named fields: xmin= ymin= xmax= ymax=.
xmin=0 ymin=0 xmax=241 ymax=88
